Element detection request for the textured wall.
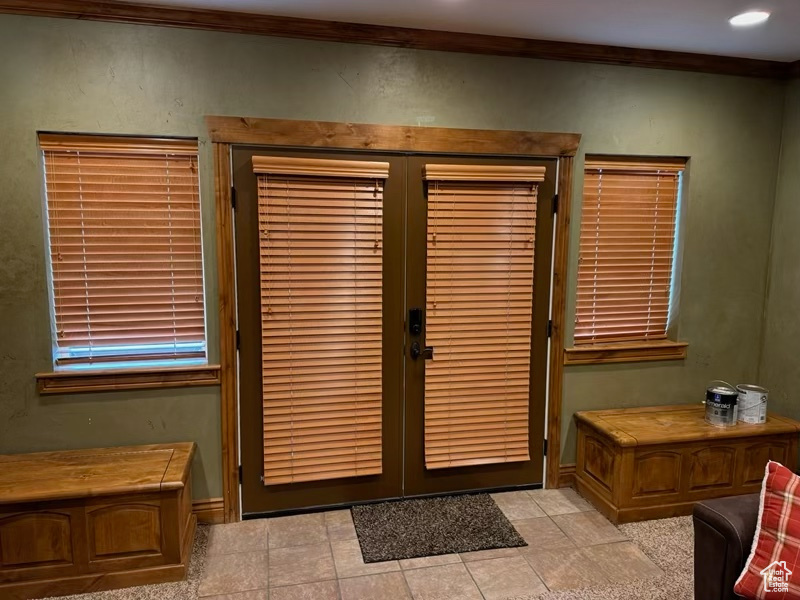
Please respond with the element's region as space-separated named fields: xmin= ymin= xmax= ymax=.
xmin=0 ymin=15 xmax=786 ymax=494
xmin=760 ymin=79 xmax=800 ymax=418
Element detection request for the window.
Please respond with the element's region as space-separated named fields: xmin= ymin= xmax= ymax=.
xmin=573 ymin=156 xmax=685 ymax=354
xmin=39 ymin=134 xmax=206 ymax=371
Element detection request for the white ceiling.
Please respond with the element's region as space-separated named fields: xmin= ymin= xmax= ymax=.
xmin=126 ymin=0 xmax=800 ymax=61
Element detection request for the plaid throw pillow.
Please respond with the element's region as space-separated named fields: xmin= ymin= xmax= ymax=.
xmin=735 ymin=461 xmax=800 ymax=599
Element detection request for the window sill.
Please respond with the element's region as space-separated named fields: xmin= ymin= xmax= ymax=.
xmin=564 ymin=340 xmax=688 ymax=366
xmin=36 ymin=364 xmax=221 ymax=395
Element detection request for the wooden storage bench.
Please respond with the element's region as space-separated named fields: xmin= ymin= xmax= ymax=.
xmin=0 ymin=442 xmax=196 ymax=599
xmin=575 ymin=405 xmax=800 ymax=524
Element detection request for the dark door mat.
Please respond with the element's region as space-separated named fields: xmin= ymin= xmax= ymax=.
xmin=351 ymin=493 xmax=527 ymax=563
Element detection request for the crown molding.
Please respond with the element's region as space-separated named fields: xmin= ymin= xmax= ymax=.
xmin=0 ymin=0 xmax=793 ymax=79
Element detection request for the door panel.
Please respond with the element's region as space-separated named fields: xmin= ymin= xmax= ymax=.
xmin=404 ymin=156 xmax=556 ymax=496
xmin=235 ymin=148 xmax=405 ymax=515
xmin=422 ymin=164 xmax=543 ymax=471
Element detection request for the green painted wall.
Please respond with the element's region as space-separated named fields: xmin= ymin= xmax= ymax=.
xmin=760 ymin=79 xmax=800 ymax=418
xmin=0 ymin=14 xmax=787 ymax=495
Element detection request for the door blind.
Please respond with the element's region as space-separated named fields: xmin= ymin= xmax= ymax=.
xmin=423 ymin=164 xmax=545 ymax=470
xmin=39 ymin=134 xmax=205 ymax=366
xmin=253 ymin=156 xmax=388 ymax=485
xmin=576 ymin=159 xmax=683 ymax=344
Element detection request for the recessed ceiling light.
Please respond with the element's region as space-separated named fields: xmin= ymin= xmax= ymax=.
xmin=729 ymin=10 xmax=771 ymax=26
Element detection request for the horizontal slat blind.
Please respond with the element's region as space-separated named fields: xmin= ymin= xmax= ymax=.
xmin=40 ymin=134 xmax=205 ymax=366
xmin=423 ymin=164 xmax=544 ymax=470
xmin=575 ymin=158 xmax=684 ymax=344
xmin=254 ymin=156 xmax=388 ymax=485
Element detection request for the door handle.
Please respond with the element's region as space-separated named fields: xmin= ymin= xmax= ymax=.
xmin=410 ymin=341 xmax=434 ymax=360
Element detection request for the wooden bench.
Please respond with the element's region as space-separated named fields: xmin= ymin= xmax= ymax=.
xmin=0 ymin=442 xmax=196 ymax=599
xmin=575 ymin=405 xmax=800 ymax=524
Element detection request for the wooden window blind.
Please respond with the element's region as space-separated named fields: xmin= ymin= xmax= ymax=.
xmin=576 ymin=158 xmax=684 ymax=344
xmin=423 ymin=164 xmax=545 ymax=470
xmin=39 ymin=134 xmax=205 ymax=367
xmin=253 ymin=156 xmax=388 ymax=485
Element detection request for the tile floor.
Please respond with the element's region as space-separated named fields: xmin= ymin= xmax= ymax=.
xmin=198 ymin=488 xmax=664 ymax=600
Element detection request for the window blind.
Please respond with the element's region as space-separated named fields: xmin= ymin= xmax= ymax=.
xmin=423 ymin=164 xmax=545 ymax=470
xmin=576 ymin=158 xmax=684 ymax=344
xmin=253 ymin=156 xmax=388 ymax=486
xmin=40 ymin=134 xmax=205 ymax=367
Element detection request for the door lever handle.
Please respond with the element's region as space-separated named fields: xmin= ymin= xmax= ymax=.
xmin=410 ymin=341 xmax=434 ymax=360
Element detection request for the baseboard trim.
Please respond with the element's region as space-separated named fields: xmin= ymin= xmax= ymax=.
xmin=558 ymin=463 xmax=576 ymax=488
xmin=193 ymin=498 xmax=225 ymax=524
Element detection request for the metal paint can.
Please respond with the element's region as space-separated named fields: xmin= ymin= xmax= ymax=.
xmin=705 ymin=381 xmax=739 ymax=427
xmin=737 ymin=384 xmax=768 ymax=424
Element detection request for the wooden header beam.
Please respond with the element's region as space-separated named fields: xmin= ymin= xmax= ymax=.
xmin=206 ymin=116 xmax=582 ymax=157
xmin=0 ymin=0 xmax=794 ymax=79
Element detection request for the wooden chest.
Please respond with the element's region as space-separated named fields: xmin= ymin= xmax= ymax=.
xmin=0 ymin=443 xmax=196 ymax=599
xmin=575 ymin=405 xmax=800 ymax=524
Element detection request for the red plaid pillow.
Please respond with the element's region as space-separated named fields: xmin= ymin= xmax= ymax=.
xmin=735 ymin=461 xmax=800 ymax=599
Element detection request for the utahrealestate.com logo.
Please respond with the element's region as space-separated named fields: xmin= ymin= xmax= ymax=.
xmin=761 ymin=560 xmax=793 ymax=593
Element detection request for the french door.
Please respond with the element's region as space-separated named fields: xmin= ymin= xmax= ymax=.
xmin=403 ymin=156 xmax=555 ymax=496
xmin=234 ymin=147 xmax=555 ymax=515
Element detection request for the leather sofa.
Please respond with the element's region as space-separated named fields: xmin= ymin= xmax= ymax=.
xmin=693 ymin=493 xmax=760 ymax=600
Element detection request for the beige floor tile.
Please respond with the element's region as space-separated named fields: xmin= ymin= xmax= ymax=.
xmin=328 ymin=523 xmax=358 ymax=542
xmin=207 ymin=519 xmax=269 ymax=555
xmin=325 ymin=509 xmax=357 ymax=541
xmin=525 ymin=547 xmax=609 ymax=591
xmin=198 ymin=551 xmax=269 ymax=597
xmin=339 ymin=572 xmax=412 ymax=600
xmin=269 ymin=580 xmax=339 ymax=600
xmin=512 ymin=517 xmax=576 ymax=552
xmin=269 ymin=543 xmax=336 ymax=587
xmin=528 ymin=488 xmax=593 ymax=516
xmin=459 ymin=547 xmax=520 ymax=563
xmin=202 ymin=591 xmax=269 ymax=600
xmin=491 ymin=491 xmax=546 ymax=520
xmin=268 ymin=512 xmax=328 ymax=549
xmin=552 ymin=511 xmax=627 ymax=546
xmin=331 ymin=539 xmax=400 ymax=578
xmin=399 ymin=553 xmax=461 ymax=570
xmin=466 ymin=555 xmax=547 ymax=599
xmin=583 ymin=541 xmax=664 ymax=582
xmin=403 ymin=563 xmax=483 ymax=600
xmin=324 ymin=509 xmax=352 ymax=526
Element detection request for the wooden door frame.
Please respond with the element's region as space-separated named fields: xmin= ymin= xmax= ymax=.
xmin=208 ymin=116 xmax=580 ymax=522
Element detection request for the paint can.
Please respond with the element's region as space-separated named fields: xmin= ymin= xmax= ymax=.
xmin=705 ymin=381 xmax=739 ymax=427
xmin=737 ymin=384 xmax=768 ymax=424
